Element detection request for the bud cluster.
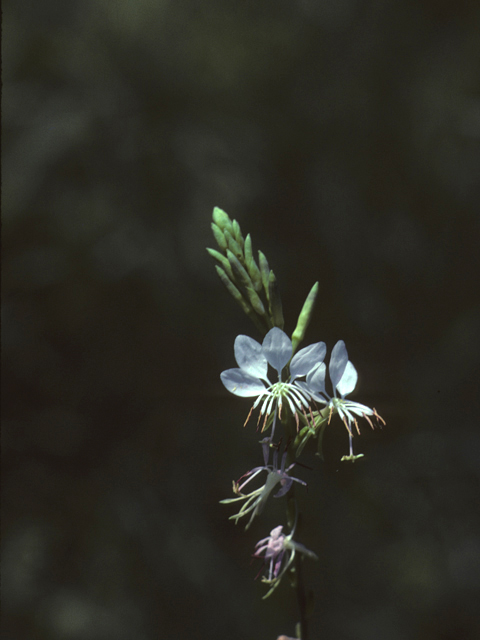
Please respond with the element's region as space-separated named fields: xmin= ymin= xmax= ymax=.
xmin=207 ymin=206 xmax=284 ymax=332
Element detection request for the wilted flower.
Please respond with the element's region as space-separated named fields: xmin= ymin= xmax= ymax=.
xmin=254 ymin=524 xmax=318 ymax=598
xmin=221 ymin=327 xmax=326 ymax=436
xmin=298 ymin=340 xmax=384 ymax=459
xmin=220 ymin=441 xmax=306 ymax=530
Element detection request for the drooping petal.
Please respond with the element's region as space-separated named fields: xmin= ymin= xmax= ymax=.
xmin=220 ymin=369 xmax=267 ymax=397
xmin=270 ymin=525 xmax=284 ymax=539
xmin=273 ymin=550 xmax=285 ymax=579
xmin=234 ymin=335 xmax=269 ymax=380
xmin=329 ymin=340 xmax=349 ymax=390
xmin=306 ymin=362 xmax=327 ymax=396
xmin=290 ymin=341 xmax=327 ymax=380
xmin=262 ymin=328 xmax=292 ymax=376
xmin=336 ymin=360 xmax=358 ymax=396
xmin=255 ymin=537 xmax=271 ymax=550
xmin=274 ymin=476 xmax=293 ymax=498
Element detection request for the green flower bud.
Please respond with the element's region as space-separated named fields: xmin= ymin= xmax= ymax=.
xmin=212 ymin=206 xmax=233 ymax=234
xmin=268 ymin=270 xmax=284 ymax=329
xmin=258 ymin=251 xmax=271 ymax=300
xmin=227 ymin=250 xmax=267 ymax=317
xmin=231 ymin=219 xmax=244 ymax=248
xmin=224 ymin=230 xmax=243 ymax=260
xmin=206 ymin=248 xmax=235 ymax=280
xmin=291 ymin=281 xmax=319 ymax=354
xmin=211 ymin=222 xmax=228 ymax=252
xmin=215 ymin=266 xmax=265 ymax=332
xmin=244 ymin=235 xmax=262 ymax=292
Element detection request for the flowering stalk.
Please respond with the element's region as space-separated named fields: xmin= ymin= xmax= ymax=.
xmin=208 ymin=207 xmax=384 ymax=639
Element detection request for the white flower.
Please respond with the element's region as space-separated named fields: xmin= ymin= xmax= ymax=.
xmin=220 ymin=442 xmax=306 ymax=530
xmin=298 ymin=340 xmax=385 ymax=459
xmin=221 ymin=327 xmax=326 ymax=435
xmin=253 ymin=524 xmax=318 ymax=598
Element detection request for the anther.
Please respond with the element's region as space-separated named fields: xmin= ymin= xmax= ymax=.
xmin=244 ymin=405 xmax=254 ymax=428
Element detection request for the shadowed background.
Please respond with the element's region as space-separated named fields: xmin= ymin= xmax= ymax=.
xmin=2 ymin=0 xmax=480 ymax=638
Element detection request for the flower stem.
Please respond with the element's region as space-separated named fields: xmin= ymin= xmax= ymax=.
xmin=286 ymin=486 xmax=309 ymax=639
xmin=284 ymin=405 xmax=315 ymax=639
xmin=294 ymin=548 xmax=309 ymax=640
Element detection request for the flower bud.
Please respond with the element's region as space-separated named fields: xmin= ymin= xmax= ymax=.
xmin=291 ymin=282 xmax=319 ymax=354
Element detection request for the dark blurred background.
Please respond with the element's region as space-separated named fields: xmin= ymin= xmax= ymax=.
xmin=2 ymin=1 xmax=480 ymax=639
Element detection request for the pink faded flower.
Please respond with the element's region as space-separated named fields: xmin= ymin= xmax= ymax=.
xmin=254 ymin=524 xmax=317 ymax=598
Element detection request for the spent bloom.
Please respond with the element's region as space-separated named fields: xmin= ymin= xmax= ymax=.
xmin=220 ymin=441 xmax=306 ymax=530
xmin=221 ymin=327 xmax=326 ymax=435
xmin=254 ymin=524 xmax=318 ymax=598
xmin=298 ymin=340 xmax=385 ymax=459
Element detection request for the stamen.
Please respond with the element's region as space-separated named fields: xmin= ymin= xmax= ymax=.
xmin=266 ymin=394 xmax=276 ymax=417
xmin=288 ymin=384 xmax=310 ymax=408
xmin=261 ymin=412 xmax=269 ymax=432
xmin=253 ymin=391 xmax=267 ymax=410
xmin=285 ymin=394 xmax=297 ymax=415
xmin=363 ymin=413 xmax=374 ymax=429
xmin=244 ymin=405 xmax=254 ymax=428
xmin=354 ymin=418 xmax=360 ymax=435
xmin=299 ymin=405 xmax=310 ymax=430
xmin=260 ymin=394 xmax=271 ymax=417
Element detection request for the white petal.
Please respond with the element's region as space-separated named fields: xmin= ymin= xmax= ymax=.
xmin=344 ymin=401 xmax=374 ymax=416
xmin=290 ymin=342 xmax=327 ymax=379
xmin=306 ymin=362 xmax=327 ymax=395
xmin=234 ymin=335 xmax=269 ymax=380
xmin=220 ymin=369 xmax=267 ymax=397
xmin=336 ymin=361 xmax=358 ymax=396
xmin=329 ymin=340 xmax=349 ymax=390
xmin=262 ymin=328 xmax=292 ymax=376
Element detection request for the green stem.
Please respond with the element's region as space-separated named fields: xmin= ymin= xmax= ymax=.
xmin=295 ymin=546 xmax=308 ymax=640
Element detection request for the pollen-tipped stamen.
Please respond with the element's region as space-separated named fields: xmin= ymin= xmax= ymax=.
xmin=244 ymin=405 xmax=254 ymax=427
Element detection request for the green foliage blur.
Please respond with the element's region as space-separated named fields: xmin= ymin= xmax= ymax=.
xmin=3 ymin=0 xmax=480 ymax=639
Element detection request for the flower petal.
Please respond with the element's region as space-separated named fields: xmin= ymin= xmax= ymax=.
xmin=306 ymin=362 xmax=327 ymax=395
xmin=336 ymin=360 xmax=358 ymax=396
xmin=262 ymin=328 xmax=292 ymax=375
xmin=274 ymin=477 xmax=293 ymax=498
xmin=344 ymin=401 xmax=374 ymax=417
xmin=270 ymin=525 xmax=284 ymax=538
xmin=329 ymin=340 xmax=349 ymax=390
xmin=290 ymin=342 xmax=327 ymax=380
xmin=234 ymin=335 xmax=269 ymax=380
xmin=220 ymin=369 xmax=267 ymax=397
